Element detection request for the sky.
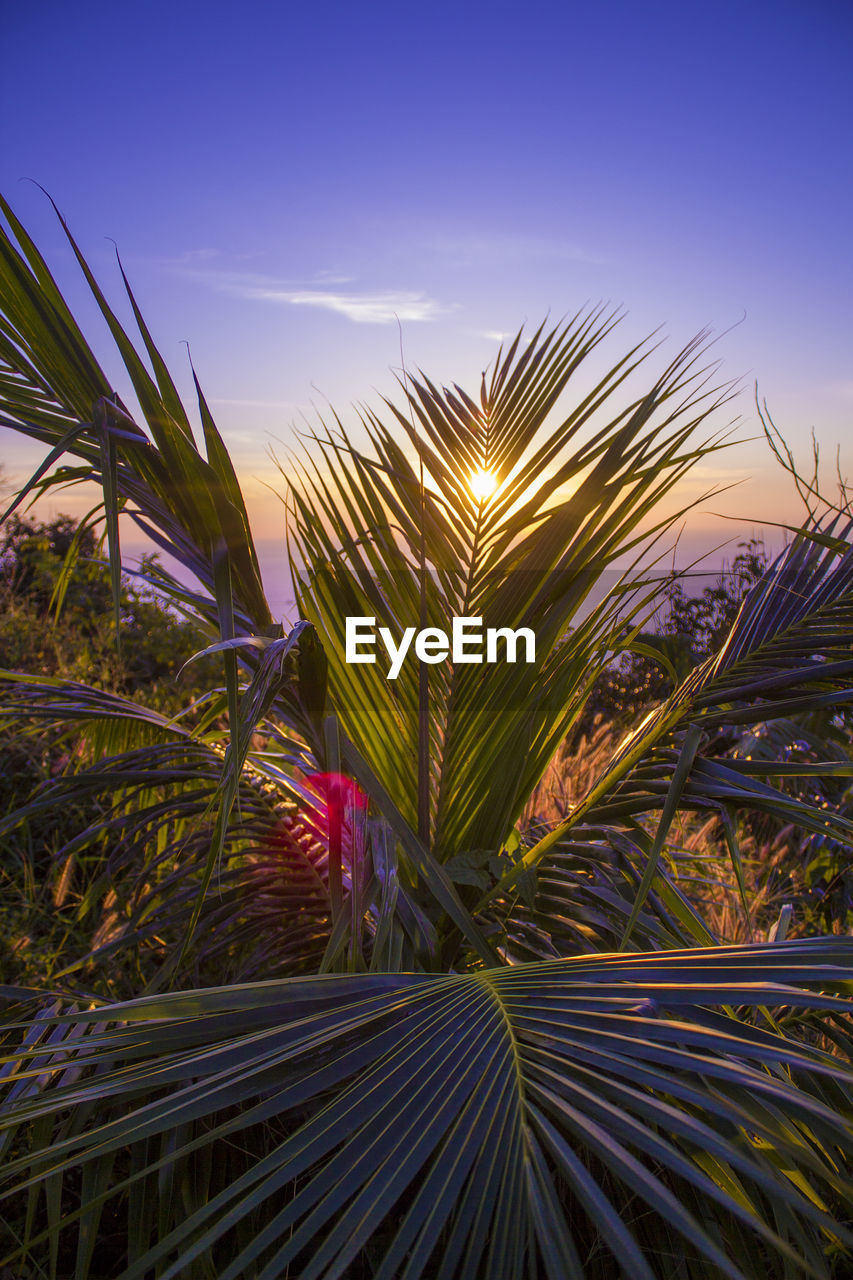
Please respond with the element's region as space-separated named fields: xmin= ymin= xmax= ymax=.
xmin=2 ymin=0 xmax=852 ymax=612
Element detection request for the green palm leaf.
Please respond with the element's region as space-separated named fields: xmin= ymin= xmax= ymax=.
xmin=286 ymin=314 xmax=735 ymax=857
xmin=2 ymin=941 xmax=852 ymax=1279
xmin=496 ymin=518 xmax=853 ymax=916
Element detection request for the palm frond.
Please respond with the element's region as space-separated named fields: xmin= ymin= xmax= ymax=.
xmin=0 ymin=192 xmax=273 ymax=647
xmin=2 ymin=941 xmax=852 ymax=1279
xmin=498 ymin=519 xmax=853 ymax=910
xmin=287 ymin=313 xmax=736 ymax=856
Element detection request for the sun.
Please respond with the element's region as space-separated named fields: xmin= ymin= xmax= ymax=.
xmin=469 ymin=467 xmax=498 ymax=503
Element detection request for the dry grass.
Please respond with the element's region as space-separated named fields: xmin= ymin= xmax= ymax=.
xmin=525 ymin=718 xmax=821 ymax=947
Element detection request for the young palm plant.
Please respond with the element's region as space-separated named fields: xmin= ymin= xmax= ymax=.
xmin=1 ymin=193 xmax=853 ymax=1279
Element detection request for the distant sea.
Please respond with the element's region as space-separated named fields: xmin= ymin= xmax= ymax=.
xmin=123 ymin=531 xmax=775 ymax=634
xmin=122 ymin=538 xmax=296 ymax=623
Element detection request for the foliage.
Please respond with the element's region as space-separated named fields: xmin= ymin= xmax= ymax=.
xmin=584 ymin=539 xmax=770 ymax=728
xmin=0 ymin=512 xmax=221 ymax=990
xmin=3 ymin=945 xmax=853 ymax=1280
xmin=0 ymin=510 xmax=217 ymax=700
xmin=1 ymin=193 xmax=853 ymax=1278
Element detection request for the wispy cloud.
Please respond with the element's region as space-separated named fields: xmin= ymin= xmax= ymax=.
xmin=238 ymin=285 xmax=446 ymax=324
xmin=473 ymin=328 xmax=514 ymax=343
xmin=157 ymin=254 xmax=446 ymax=325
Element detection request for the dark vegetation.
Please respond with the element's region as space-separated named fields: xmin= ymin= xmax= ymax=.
xmin=1 ymin=194 xmax=852 ymax=1279
xmin=0 ymin=513 xmax=217 ymax=990
xmin=0 ymin=512 xmax=210 ymax=695
xmin=584 ymin=538 xmax=770 ymax=727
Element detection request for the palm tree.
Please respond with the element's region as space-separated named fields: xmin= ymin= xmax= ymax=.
xmin=1 ymin=192 xmax=852 ymax=1279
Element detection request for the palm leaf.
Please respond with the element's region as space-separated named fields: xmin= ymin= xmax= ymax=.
xmin=0 ymin=191 xmax=272 ymax=637
xmin=493 ymin=518 xmax=853 ymax=909
xmin=2 ymin=941 xmax=852 ymax=1279
xmin=286 ymin=313 xmax=736 ymax=857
